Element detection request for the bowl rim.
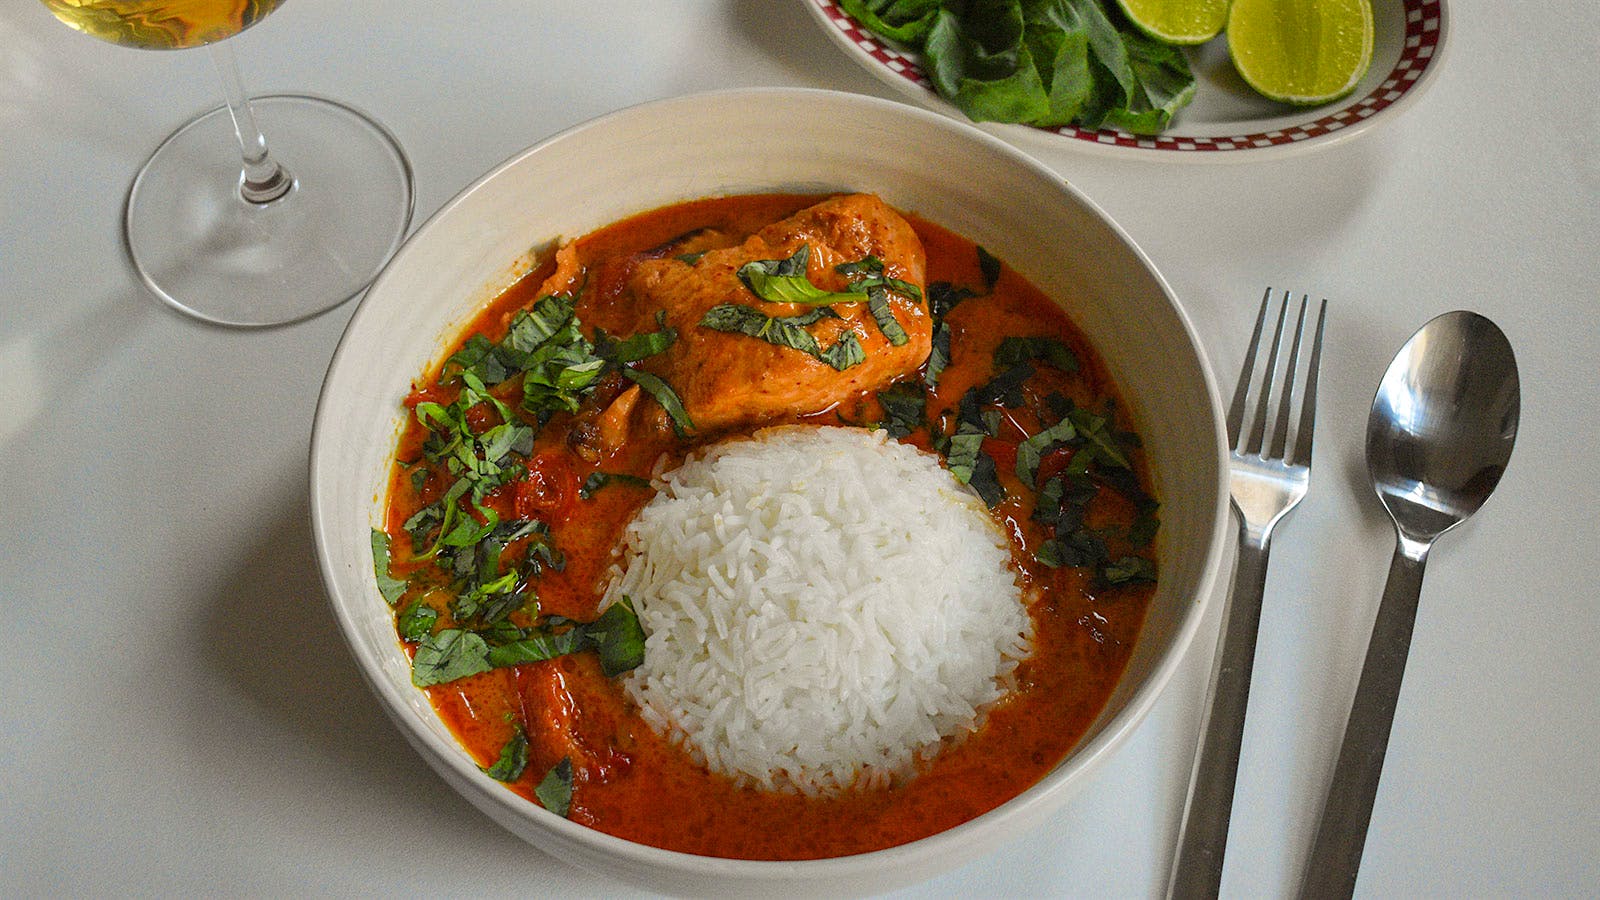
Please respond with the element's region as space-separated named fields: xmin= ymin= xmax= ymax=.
xmin=311 ymin=85 xmax=1232 ymax=884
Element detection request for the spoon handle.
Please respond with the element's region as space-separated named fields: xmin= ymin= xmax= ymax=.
xmin=1167 ymin=528 xmax=1273 ymax=900
xmin=1300 ymin=537 xmax=1431 ymax=899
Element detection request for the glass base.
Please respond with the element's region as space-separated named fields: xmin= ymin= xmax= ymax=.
xmin=125 ymin=94 xmax=414 ymax=328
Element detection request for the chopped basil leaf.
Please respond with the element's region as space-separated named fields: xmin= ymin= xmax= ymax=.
xmin=865 ymin=286 xmax=910 ymax=346
xmin=926 ymin=322 xmax=953 ymax=388
xmin=928 ymin=281 xmax=976 ymax=320
xmin=596 ymin=322 xmax=677 ymax=364
xmin=701 ymin=303 xmax=822 ymax=357
xmin=1068 ymin=407 xmax=1131 ymax=469
xmin=945 ymin=431 xmax=985 ymax=483
xmin=966 ymin=450 xmax=1007 ymax=508
xmin=1035 ymin=529 xmax=1108 ymax=570
xmin=876 ymin=382 xmax=927 ymax=439
xmin=484 ymin=726 xmax=530 ymax=782
xmin=620 ymin=367 xmax=695 ymax=436
xmin=579 ymin=471 xmax=652 ymax=499
xmin=819 ymin=331 xmax=866 ymax=371
xmin=995 ymin=335 xmax=1079 ymax=374
xmin=1101 ymin=555 xmax=1157 ymax=586
xmin=1015 ymin=417 xmax=1078 ymax=489
xmin=371 ymin=529 xmax=407 ymax=606
xmin=700 ymin=303 xmax=862 ymax=371
xmin=411 ymin=629 xmax=492 ymax=687
xmin=1128 ymin=509 xmax=1161 ymax=548
xmin=485 ymin=628 xmax=588 ymax=668
xmin=975 ymin=362 xmax=1033 ymax=409
xmin=586 ymin=596 xmax=647 ymax=677
xmin=836 ymin=255 xmax=924 ymax=303
xmin=535 ymin=758 xmax=574 ymax=817
xmin=397 ymin=599 xmax=439 ymax=642
xmin=977 ymin=245 xmax=1002 ymax=290
xmin=675 ymin=251 xmax=706 ymax=265
xmin=738 ymin=246 xmax=859 ymax=307
xmin=444 ymin=334 xmax=509 ymax=385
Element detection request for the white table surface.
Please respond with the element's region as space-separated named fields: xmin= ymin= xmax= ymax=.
xmin=4 ymin=1 xmax=1598 ymax=896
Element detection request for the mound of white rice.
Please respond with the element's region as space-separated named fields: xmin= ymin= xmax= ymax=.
xmin=602 ymin=425 xmax=1032 ymax=796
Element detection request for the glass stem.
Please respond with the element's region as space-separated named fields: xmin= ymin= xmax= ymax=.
xmin=207 ymin=42 xmax=292 ymax=204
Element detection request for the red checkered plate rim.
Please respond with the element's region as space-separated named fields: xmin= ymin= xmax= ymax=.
xmin=805 ymin=0 xmax=1447 ymax=158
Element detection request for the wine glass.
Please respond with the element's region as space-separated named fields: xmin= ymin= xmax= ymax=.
xmin=41 ymin=0 xmax=414 ymax=327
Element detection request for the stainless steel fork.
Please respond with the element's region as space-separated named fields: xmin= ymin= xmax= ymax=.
xmin=1167 ymin=288 xmax=1328 ymax=900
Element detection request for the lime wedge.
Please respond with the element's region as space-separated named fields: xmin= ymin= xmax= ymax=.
xmin=1115 ymin=0 xmax=1231 ymax=45
xmin=1226 ymin=0 xmax=1375 ymax=105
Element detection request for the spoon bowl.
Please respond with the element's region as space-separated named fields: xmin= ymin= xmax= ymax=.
xmin=1302 ymin=310 xmax=1519 ymax=898
xmin=1366 ymin=311 xmax=1520 ymax=541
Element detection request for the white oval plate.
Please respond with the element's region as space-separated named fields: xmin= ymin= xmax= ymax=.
xmin=804 ymin=0 xmax=1448 ymax=159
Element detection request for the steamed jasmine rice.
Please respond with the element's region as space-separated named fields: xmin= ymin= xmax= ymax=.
xmin=603 ymin=425 xmax=1032 ymax=796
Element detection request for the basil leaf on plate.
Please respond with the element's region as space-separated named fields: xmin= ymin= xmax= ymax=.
xmin=411 ymin=628 xmax=492 ymax=687
xmin=484 ymin=726 xmax=530 ymax=782
xmin=535 ymin=758 xmax=574 ymax=817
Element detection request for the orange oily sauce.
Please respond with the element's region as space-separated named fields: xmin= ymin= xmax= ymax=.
xmin=384 ymin=194 xmax=1156 ymax=860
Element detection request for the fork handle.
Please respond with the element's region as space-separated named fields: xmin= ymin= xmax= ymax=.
xmin=1167 ymin=526 xmax=1274 ymax=900
xmin=1299 ymin=536 xmax=1431 ymax=899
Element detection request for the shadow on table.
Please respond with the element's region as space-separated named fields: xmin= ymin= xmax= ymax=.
xmin=193 ymin=478 xmax=555 ymax=870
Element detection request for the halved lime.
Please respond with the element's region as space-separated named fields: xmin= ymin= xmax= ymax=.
xmin=1226 ymin=0 xmax=1375 ymax=105
xmin=1115 ymin=0 xmax=1231 ymax=45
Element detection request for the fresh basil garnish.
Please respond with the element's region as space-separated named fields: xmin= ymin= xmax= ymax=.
xmin=995 ymin=335 xmax=1079 ymax=374
xmin=1100 ymin=554 xmax=1157 ymax=586
xmin=584 ymin=595 xmax=647 ymax=678
xmin=818 ymin=331 xmax=867 ymax=371
xmin=397 ymin=599 xmax=439 ymax=642
xmin=620 ymin=367 xmax=695 ymax=436
xmin=865 ymin=287 xmax=910 ymax=346
xmin=411 ymin=629 xmax=493 ymax=687
xmin=876 ymin=382 xmax=927 ymax=439
xmin=535 ymin=758 xmax=574 ymax=817
xmin=371 ymin=529 xmax=407 ymax=606
xmin=977 ymin=244 xmax=1002 ymax=290
xmin=738 ymin=245 xmax=861 ymax=307
xmin=484 ymin=726 xmax=530 ymax=782
xmin=1015 ymin=416 xmax=1078 ymax=489
xmin=578 ymin=471 xmax=652 ymax=499
xmin=699 ymin=303 xmax=864 ymax=371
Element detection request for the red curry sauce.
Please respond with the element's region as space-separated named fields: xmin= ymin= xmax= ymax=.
xmin=382 ymin=194 xmax=1157 ymax=860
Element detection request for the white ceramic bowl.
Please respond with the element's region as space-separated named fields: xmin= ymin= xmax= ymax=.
xmin=311 ymin=87 xmax=1230 ymax=896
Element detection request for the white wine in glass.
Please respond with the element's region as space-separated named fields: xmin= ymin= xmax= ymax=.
xmin=42 ymin=0 xmax=414 ymax=327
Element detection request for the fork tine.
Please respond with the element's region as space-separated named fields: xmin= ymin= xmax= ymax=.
xmin=1245 ymin=291 xmax=1292 ymax=456
xmin=1227 ymin=287 xmax=1274 ymax=448
xmin=1268 ymin=296 xmax=1310 ymax=460
xmin=1290 ymin=297 xmax=1328 ymax=466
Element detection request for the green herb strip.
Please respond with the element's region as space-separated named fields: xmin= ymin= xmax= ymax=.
xmin=699 ymin=303 xmax=864 ymax=371
xmin=737 ymin=245 xmax=861 ymax=307
xmin=620 ymin=367 xmax=695 ymax=436
xmin=371 ymin=529 xmax=407 ymax=605
xmin=535 ymin=758 xmax=574 ymax=817
xmin=397 ymin=599 xmax=439 ymax=642
xmin=413 ymin=596 xmax=647 ymax=687
xmin=925 ymin=281 xmax=976 ymax=389
xmin=411 ymin=629 xmax=492 ymax=687
xmin=578 ymin=471 xmax=653 ymax=499
xmin=865 ymin=287 xmax=910 ymax=346
xmin=876 ymin=382 xmax=926 ymax=439
xmin=483 ymin=726 xmax=530 ymax=782
xmin=1015 ymin=417 xmax=1078 ymax=489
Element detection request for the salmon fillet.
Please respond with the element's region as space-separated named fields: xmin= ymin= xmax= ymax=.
xmin=612 ymin=193 xmax=931 ymax=436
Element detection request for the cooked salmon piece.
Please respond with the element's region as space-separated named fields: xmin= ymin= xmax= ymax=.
xmin=610 ymin=193 xmax=931 ymax=437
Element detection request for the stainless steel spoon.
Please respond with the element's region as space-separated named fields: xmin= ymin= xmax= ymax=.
xmin=1300 ymin=311 xmax=1519 ymax=898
